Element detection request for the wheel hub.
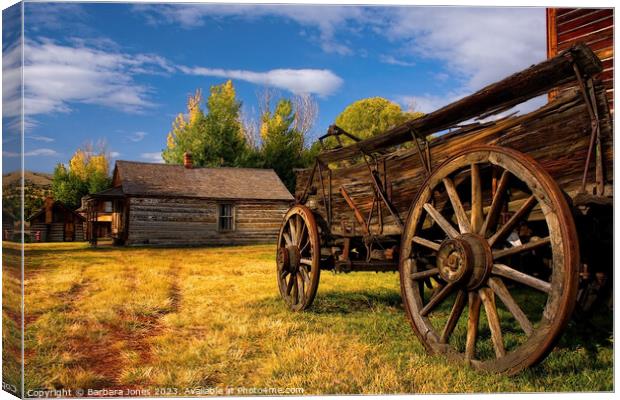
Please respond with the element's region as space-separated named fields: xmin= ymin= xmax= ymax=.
xmin=278 ymin=246 xmax=301 ymax=273
xmin=437 ymin=234 xmax=492 ymax=289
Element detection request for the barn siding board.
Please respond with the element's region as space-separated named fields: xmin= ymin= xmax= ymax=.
xmin=125 ymin=197 xmax=290 ymax=246
xmin=547 ymin=7 xmax=613 ymax=110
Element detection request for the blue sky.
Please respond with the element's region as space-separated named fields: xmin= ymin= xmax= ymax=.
xmin=3 ymin=2 xmax=546 ymax=173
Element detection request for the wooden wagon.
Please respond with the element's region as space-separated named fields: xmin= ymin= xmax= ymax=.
xmin=275 ymin=43 xmax=613 ymax=375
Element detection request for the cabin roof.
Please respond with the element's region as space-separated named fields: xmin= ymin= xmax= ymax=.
xmin=110 ymin=160 xmax=294 ymax=201
xmin=26 ymin=200 xmax=86 ymax=222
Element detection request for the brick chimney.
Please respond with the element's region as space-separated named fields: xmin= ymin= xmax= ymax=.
xmin=183 ymin=152 xmax=193 ymax=169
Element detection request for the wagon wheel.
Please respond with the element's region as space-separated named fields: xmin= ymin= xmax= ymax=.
xmin=277 ymin=205 xmax=321 ymax=311
xmin=400 ymin=146 xmax=579 ymax=375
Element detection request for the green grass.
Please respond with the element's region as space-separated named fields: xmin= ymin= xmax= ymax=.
xmin=5 ymin=242 xmax=612 ymax=395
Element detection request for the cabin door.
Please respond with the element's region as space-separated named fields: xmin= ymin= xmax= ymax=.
xmin=64 ymin=220 xmax=75 ymax=241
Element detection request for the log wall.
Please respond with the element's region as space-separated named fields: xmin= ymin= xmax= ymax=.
xmin=29 ymin=222 xmax=85 ymax=242
xmin=125 ymin=197 xmax=292 ymax=246
xmin=296 ymin=84 xmax=613 ymax=237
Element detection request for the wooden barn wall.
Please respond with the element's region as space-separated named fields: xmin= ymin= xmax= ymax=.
xmin=547 ymin=8 xmax=613 ymax=110
xmin=125 ymin=197 xmax=291 ymax=246
xmin=296 ymin=85 xmax=613 ymax=237
xmin=29 ymin=222 xmax=84 ymax=242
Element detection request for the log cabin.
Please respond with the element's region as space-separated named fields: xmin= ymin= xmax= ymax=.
xmin=82 ymin=153 xmax=294 ymax=246
xmin=2 ymin=210 xmax=15 ymax=241
xmin=547 ymin=7 xmax=613 ymax=110
xmin=27 ymin=197 xmax=85 ymax=242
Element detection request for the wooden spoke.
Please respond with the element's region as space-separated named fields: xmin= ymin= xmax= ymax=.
xmin=297 ymin=273 xmax=306 ymax=305
xmin=493 ymin=236 xmax=551 ymax=259
xmin=286 ymin=274 xmax=295 ymax=296
xmin=443 ymin=177 xmax=471 ymax=233
xmin=283 ymin=232 xmax=292 ymax=247
xmin=488 ymin=195 xmax=537 ymax=247
xmin=423 ymin=203 xmax=459 ymax=239
xmin=470 ymin=163 xmax=484 ymax=233
xmin=300 ymin=266 xmax=311 ymax=285
xmin=279 ymin=269 xmax=289 ymax=280
xmin=291 ymin=275 xmax=299 ymax=304
xmin=299 ymin=237 xmax=310 ymax=254
xmin=465 ymin=291 xmax=481 ymax=361
xmin=289 ymin=217 xmax=298 ymax=245
xmin=412 ymin=236 xmax=441 ymax=252
xmin=300 ymin=258 xmax=313 ymax=266
xmin=420 ymin=281 xmax=456 ymax=316
xmin=410 ymin=267 xmax=439 ymax=281
xmin=492 ymin=263 xmax=551 ymax=293
xmin=440 ymin=290 xmax=467 ymax=344
xmin=298 ymin=220 xmax=307 ymax=246
xmin=488 ymin=277 xmax=533 ymax=336
xmin=481 ymin=170 xmax=510 ymax=236
xmin=479 ymin=288 xmax=506 ymax=358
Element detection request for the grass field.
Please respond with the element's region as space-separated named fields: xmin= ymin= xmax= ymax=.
xmin=2 ymin=242 xmax=613 ymax=395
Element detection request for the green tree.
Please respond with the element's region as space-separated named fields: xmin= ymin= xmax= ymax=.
xmin=163 ymin=81 xmax=250 ymax=167
xmin=51 ymin=164 xmax=87 ymax=209
xmin=260 ymin=99 xmax=306 ymax=192
xmin=330 ymin=97 xmax=423 ymax=147
xmin=51 ymin=146 xmax=112 ymax=209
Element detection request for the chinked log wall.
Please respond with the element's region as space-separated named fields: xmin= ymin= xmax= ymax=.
xmin=29 ymin=222 xmax=85 ymax=242
xmin=296 ymin=84 xmax=613 ymax=237
xmin=125 ymin=197 xmax=291 ymax=246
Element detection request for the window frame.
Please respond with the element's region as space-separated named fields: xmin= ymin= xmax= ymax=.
xmin=217 ymin=203 xmax=235 ymax=232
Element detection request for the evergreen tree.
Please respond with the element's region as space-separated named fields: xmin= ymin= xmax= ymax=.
xmin=260 ymin=99 xmax=305 ymax=192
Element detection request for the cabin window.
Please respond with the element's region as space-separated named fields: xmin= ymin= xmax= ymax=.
xmin=218 ymin=204 xmax=234 ymax=232
xmin=103 ymin=201 xmax=112 ymax=213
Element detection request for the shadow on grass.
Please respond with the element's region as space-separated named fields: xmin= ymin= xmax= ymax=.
xmin=557 ymin=308 xmax=613 ymax=352
xmin=311 ymin=290 xmax=403 ymax=314
xmin=249 ymin=289 xmax=403 ymax=316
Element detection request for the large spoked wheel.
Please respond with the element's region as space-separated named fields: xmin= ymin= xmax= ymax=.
xmin=400 ymin=146 xmax=579 ymax=375
xmin=277 ymin=205 xmax=321 ymax=311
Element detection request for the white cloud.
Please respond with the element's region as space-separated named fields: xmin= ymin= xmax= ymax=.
xmin=379 ymin=54 xmax=416 ymax=67
xmin=3 ymin=148 xmax=59 ymax=157
xmin=383 ymin=7 xmax=545 ymax=114
xmin=179 ymin=66 xmax=343 ymax=97
xmin=3 ymin=40 xmax=23 ymax=119
xmin=109 ymin=151 xmax=121 ymax=158
xmin=3 ymin=38 xmax=176 ymax=118
xmin=141 ymin=152 xmax=164 ymax=163
xmin=127 ymin=131 xmax=148 ymax=142
xmin=26 ymin=135 xmax=55 ymax=143
xmin=379 ymin=7 xmax=545 ymax=91
xmin=134 ymin=4 xmax=369 ymax=56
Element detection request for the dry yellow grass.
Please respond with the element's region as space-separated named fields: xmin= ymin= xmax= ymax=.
xmin=3 ymin=242 xmax=611 ymax=395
